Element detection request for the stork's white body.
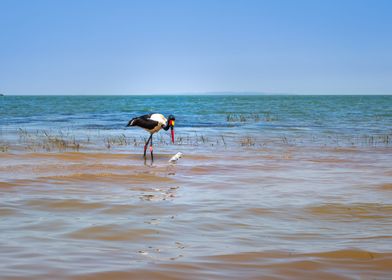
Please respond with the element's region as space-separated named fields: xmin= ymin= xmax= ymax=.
xmin=147 ymin=114 xmax=167 ymax=134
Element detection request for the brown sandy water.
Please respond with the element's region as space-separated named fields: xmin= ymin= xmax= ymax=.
xmin=1 ymin=146 xmax=392 ymax=279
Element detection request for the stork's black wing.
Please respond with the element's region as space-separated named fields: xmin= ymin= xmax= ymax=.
xmin=138 ymin=114 xmax=153 ymax=121
xmin=127 ymin=114 xmax=158 ymax=130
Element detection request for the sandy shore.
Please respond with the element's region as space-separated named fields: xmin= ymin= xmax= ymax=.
xmin=1 ymin=146 xmax=392 ymax=279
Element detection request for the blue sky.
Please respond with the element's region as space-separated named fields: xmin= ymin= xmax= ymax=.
xmin=0 ymin=0 xmax=391 ymax=95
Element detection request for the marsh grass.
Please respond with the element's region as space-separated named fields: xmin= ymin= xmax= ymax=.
xmin=325 ymin=133 xmax=392 ymax=147
xmin=9 ymin=128 xmax=392 ymax=152
xmin=240 ymin=136 xmax=256 ymax=146
xmin=226 ymin=113 xmax=260 ymax=122
xmin=104 ymin=134 xmax=128 ymax=149
xmin=364 ymin=134 xmax=390 ymax=145
xmin=226 ymin=112 xmax=275 ymax=123
xmin=0 ymin=143 xmax=9 ymax=152
xmin=281 ymin=136 xmax=289 ymax=145
xmin=17 ymin=129 xmax=81 ymax=152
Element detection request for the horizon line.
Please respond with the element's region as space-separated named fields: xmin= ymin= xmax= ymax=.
xmin=2 ymin=91 xmax=392 ymax=96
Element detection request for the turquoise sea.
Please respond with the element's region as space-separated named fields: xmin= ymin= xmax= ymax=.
xmin=1 ymin=95 xmax=391 ymax=150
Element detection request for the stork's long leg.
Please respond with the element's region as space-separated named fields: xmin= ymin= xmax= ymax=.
xmin=144 ymin=134 xmax=152 ymax=159
xmin=150 ymin=135 xmax=154 ymax=162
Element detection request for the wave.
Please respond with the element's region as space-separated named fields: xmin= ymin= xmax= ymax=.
xmin=66 ymin=225 xmax=158 ymax=242
xmin=305 ymin=203 xmax=392 ymax=220
xmin=60 ymin=249 xmax=392 ymax=280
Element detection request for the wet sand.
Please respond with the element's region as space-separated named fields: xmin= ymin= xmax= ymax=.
xmin=1 ymin=145 xmax=392 ymax=279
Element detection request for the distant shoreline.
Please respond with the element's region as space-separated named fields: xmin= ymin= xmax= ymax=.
xmin=2 ymin=93 xmax=392 ymax=96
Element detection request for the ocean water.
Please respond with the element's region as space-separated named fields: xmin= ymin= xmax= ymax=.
xmin=1 ymin=95 xmax=392 ymax=279
xmin=1 ymin=95 xmax=391 ymax=150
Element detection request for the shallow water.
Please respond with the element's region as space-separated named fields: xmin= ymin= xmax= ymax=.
xmin=1 ymin=145 xmax=392 ymax=279
xmin=1 ymin=95 xmax=392 ymax=279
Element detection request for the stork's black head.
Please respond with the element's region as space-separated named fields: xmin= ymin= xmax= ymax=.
xmin=168 ymin=115 xmax=175 ymax=127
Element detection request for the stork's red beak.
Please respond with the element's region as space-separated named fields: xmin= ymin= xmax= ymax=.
xmin=171 ymin=127 xmax=175 ymax=144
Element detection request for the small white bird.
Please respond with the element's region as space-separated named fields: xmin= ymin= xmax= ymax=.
xmin=169 ymin=152 xmax=183 ymax=163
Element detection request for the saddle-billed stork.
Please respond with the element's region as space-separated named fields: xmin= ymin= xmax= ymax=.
xmin=126 ymin=113 xmax=175 ymax=161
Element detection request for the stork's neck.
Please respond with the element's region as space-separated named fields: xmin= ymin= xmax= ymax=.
xmin=163 ymin=120 xmax=170 ymax=131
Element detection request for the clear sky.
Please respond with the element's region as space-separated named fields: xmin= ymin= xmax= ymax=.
xmin=0 ymin=0 xmax=391 ymax=95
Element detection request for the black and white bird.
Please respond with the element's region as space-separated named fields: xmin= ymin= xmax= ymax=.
xmin=126 ymin=113 xmax=175 ymax=161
